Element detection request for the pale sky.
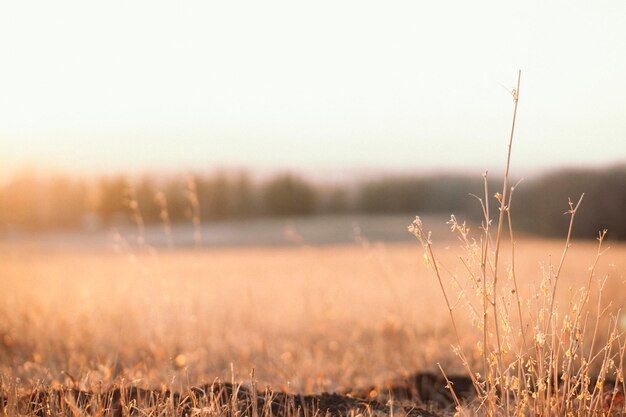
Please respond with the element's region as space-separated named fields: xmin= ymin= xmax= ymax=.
xmin=1 ymin=1 xmax=625 ymax=180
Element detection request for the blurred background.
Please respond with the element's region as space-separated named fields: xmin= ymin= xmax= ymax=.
xmin=1 ymin=1 xmax=625 ymax=246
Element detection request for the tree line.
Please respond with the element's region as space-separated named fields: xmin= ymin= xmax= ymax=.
xmin=1 ymin=165 xmax=624 ymax=239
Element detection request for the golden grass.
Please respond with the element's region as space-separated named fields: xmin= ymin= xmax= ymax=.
xmin=1 ymin=238 xmax=624 ymax=399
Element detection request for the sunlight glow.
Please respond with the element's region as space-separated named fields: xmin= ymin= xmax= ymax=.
xmin=1 ymin=0 xmax=625 ymax=177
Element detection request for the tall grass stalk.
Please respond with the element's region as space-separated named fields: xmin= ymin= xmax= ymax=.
xmin=125 ymin=184 xmax=145 ymax=246
xmin=185 ymin=176 xmax=202 ymax=247
xmin=409 ymin=72 xmax=625 ymax=417
xmin=154 ymin=191 xmax=174 ymax=248
xmin=490 ymin=70 xmax=521 ymax=417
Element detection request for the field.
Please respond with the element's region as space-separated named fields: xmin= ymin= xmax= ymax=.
xmin=1 ymin=219 xmax=625 ymax=415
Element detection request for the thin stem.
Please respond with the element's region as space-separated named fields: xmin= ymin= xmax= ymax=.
xmin=546 ymin=193 xmax=585 ymax=333
xmin=506 ymin=181 xmax=529 ymax=353
xmin=481 ymin=172 xmax=491 ymax=389
xmin=492 ymin=70 xmax=521 ymax=408
xmin=408 ymin=218 xmax=481 ymax=397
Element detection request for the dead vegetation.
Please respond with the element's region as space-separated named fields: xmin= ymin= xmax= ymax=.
xmin=1 ymin=75 xmax=625 ymax=416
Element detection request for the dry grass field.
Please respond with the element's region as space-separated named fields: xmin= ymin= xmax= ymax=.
xmin=1 ymin=233 xmax=624 ymax=404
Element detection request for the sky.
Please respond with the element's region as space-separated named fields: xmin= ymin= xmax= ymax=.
xmin=1 ymin=1 xmax=625 ymax=180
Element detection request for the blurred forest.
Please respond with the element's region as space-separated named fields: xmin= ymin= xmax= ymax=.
xmin=1 ymin=165 xmax=625 ymax=240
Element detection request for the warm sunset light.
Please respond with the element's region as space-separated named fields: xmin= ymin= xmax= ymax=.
xmin=1 ymin=3 xmax=625 ymax=417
